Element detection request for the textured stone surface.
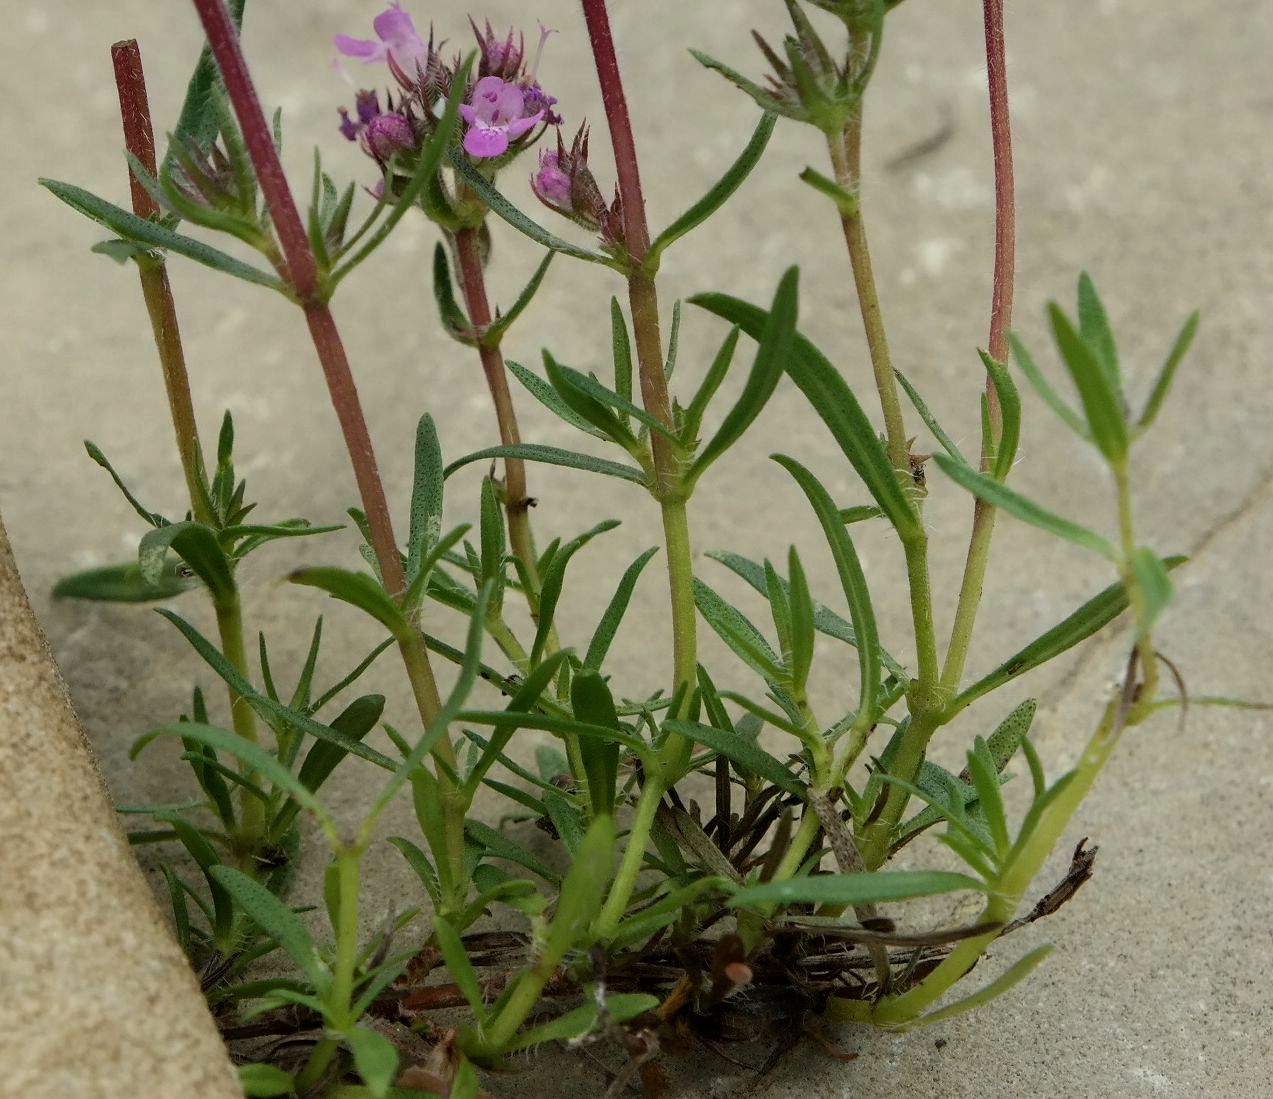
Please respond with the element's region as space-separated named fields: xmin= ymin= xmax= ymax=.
xmin=2 ymin=0 xmax=1271 ymax=1096
xmin=0 ymin=519 xmax=242 ymax=1098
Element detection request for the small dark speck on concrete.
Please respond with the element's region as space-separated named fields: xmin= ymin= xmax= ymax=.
xmin=935 ymin=1038 xmax=948 ymax=1051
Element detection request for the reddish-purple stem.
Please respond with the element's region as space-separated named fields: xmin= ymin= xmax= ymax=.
xmin=983 ymin=0 xmax=1015 ymax=407
xmin=579 ymin=0 xmax=651 ymax=259
xmin=189 ymin=0 xmax=405 ymax=598
xmin=191 ymin=0 xmax=317 ymax=300
xmin=111 ymin=41 xmax=160 ymax=220
xmin=111 ymin=39 xmax=210 ymax=524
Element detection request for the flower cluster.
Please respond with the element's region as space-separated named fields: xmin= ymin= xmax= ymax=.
xmin=334 ymin=3 xmax=560 ymax=164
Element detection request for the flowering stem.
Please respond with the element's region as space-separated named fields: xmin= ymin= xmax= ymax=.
xmin=578 ymin=0 xmax=697 ymax=935
xmin=580 ymin=0 xmax=695 ymax=700
xmin=940 ymin=0 xmax=1016 ymax=697
xmin=190 ymin=0 xmax=465 ymax=873
xmin=826 ymin=43 xmax=942 ymax=866
xmin=450 ymin=228 xmax=543 ymax=596
xmin=113 ymin=39 xmax=266 ymax=850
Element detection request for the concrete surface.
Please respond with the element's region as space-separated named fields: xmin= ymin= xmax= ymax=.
xmin=2 ymin=0 xmax=1271 ymax=1096
xmin=0 ymin=518 xmax=242 ymax=1097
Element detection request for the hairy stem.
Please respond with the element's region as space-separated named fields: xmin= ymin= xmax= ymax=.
xmin=451 ymin=227 xmax=542 ymax=589
xmin=191 ymin=0 xmax=467 ymax=879
xmin=940 ymin=0 xmax=1017 ymax=696
xmin=114 ymin=39 xmax=265 ymax=848
xmin=580 ymin=0 xmax=698 ymax=930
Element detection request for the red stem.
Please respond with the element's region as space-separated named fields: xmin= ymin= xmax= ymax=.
xmin=189 ymin=0 xmax=405 ymax=595
xmin=579 ymin=0 xmax=651 ymax=259
xmin=983 ymin=0 xmax=1015 ymax=391
xmin=111 ymin=41 xmax=160 ymax=220
xmin=190 ymin=0 xmax=317 ymax=299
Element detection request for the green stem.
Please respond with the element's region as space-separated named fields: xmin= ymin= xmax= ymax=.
xmin=859 ymin=659 xmax=1137 ymax=1026
xmin=295 ymin=845 xmax=363 ymax=1092
xmin=657 ymin=497 xmax=697 ymax=773
xmin=827 ymin=128 xmax=909 ymax=475
xmin=595 ymin=771 xmax=664 ymax=937
xmin=939 ymin=0 xmax=1017 ymax=696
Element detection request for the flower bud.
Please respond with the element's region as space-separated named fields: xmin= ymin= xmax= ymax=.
xmin=365 ymin=112 xmax=415 ymax=158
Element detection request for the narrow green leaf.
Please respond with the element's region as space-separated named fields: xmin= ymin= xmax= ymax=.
xmin=237 ymin=1064 xmax=296 ymax=1098
xmin=486 ymin=251 xmax=554 ymax=344
xmin=693 ymin=577 xmax=784 ymax=683
xmin=171 ymin=0 xmax=247 ymax=157
xmin=466 ymin=820 xmax=560 ymax=885
xmin=707 ymin=549 xmax=906 ymax=678
xmin=210 ymin=865 xmax=327 ymax=987
xmin=584 ymin=547 xmax=659 ymax=671
xmin=40 ymin=179 xmax=285 ymax=292
xmin=406 ymin=415 xmax=444 ymax=588
xmin=1049 ymin=303 xmax=1127 ymax=463
xmin=154 ymin=610 xmax=397 ymax=771
xmin=433 ymin=917 xmax=487 ymax=1021
xmin=664 ymin=299 xmax=683 ymax=380
xmin=971 ymin=698 xmax=1037 ymax=777
xmin=388 ymin=836 xmax=443 ymax=907
xmin=478 ymin=476 xmax=506 ymax=609
xmin=83 ymin=440 xmax=165 ymax=527
xmin=1076 ymin=273 xmax=1120 ymax=386
xmin=571 ymin=671 xmax=621 ymax=816
xmin=905 ymin=945 xmax=1053 ymax=1029
xmin=53 ymin=561 xmax=193 ymax=603
xmin=543 ymin=815 xmax=614 ymax=965
xmin=444 ymin=443 xmax=646 ymax=485
xmin=545 ymin=355 xmax=674 ymax=444
xmin=532 ymin=520 xmax=621 ymax=666
xmin=1127 ymin=546 xmax=1173 ymax=635
xmin=1010 ymin=331 xmax=1089 ymax=438
xmin=689 ymin=268 xmax=798 ymax=483
xmin=933 ymin=453 xmax=1117 ymax=559
xmin=647 ymin=112 xmax=777 ymax=264
xmin=271 ymin=694 xmax=384 ymax=835
xmin=729 ymin=870 xmax=985 ymax=909
xmin=445 ymin=147 xmax=616 ymax=266
xmin=431 ymin=242 xmax=472 ymax=340
xmin=505 ymin=993 xmax=659 ymax=1052
xmin=610 ymin=297 xmax=633 ymax=412
xmin=895 ymin=369 xmax=969 ymax=468
xmin=289 ymin=566 xmax=410 ymax=640
xmin=507 ymin=360 xmax=609 ymax=440
xmin=662 ymin=719 xmax=805 ymax=795
xmin=139 ymin=521 xmax=235 ymax=602
xmin=1137 ymin=311 xmax=1199 ymax=431
xmin=136 ymin=724 xmax=329 ymax=829
xmin=979 ymin=350 xmax=1022 ymax=481
xmin=345 ymin=1025 xmax=399 ymax=1097
xmin=952 ymin=556 xmax=1186 ymax=712
xmin=773 ymin=454 xmax=881 ymax=722
xmin=683 ymin=326 xmax=741 ymax=442
xmin=966 ymin=737 xmax=1010 ymax=859
xmin=786 ymin=547 xmax=815 ymax=697
xmin=691 ymin=292 xmax=921 ymax=539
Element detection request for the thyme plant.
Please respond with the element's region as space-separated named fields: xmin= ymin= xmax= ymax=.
xmin=43 ymin=1 xmax=1213 ymax=1094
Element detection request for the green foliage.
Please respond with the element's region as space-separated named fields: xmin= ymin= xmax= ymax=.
xmin=46 ymin=3 xmax=1211 ymax=1087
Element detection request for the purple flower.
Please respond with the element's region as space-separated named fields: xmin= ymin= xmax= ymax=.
xmin=334 ymin=3 xmax=430 ymax=73
xmin=530 ymin=150 xmax=572 ymax=211
xmin=458 ymin=76 xmax=544 ymax=158
xmin=364 ymin=112 xmax=415 ymax=158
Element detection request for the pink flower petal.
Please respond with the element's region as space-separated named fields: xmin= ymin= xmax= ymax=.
xmin=505 ymin=112 xmax=543 ymax=140
xmin=463 ymin=125 xmax=510 ymax=158
xmin=333 ymin=34 xmax=385 ymax=62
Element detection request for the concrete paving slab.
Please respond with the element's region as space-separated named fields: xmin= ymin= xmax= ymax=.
xmin=2 ymin=1 xmax=1271 ymax=1096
